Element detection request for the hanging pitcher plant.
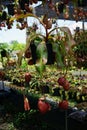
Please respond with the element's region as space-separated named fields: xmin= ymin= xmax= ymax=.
xmin=0 ymin=0 xmax=85 ymax=69
xmin=9 ymin=8 xmax=76 ymax=68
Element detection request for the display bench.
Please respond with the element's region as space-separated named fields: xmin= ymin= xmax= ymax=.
xmin=0 ymin=80 xmax=87 ymax=130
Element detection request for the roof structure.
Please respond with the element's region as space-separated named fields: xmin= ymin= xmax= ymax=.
xmin=35 ymin=0 xmax=87 ymax=22
xmin=0 ymin=0 xmax=87 ymax=22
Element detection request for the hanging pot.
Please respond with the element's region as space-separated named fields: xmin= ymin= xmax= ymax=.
xmin=58 ymin=2 xmax=64 ymax=13
xmin=1 ymin=49 xmax=7 ymax=57
xmin=46 ymin=42 xmax=54 ymax=65
xmin=78 ymin=0 xmax=87 ymax=7
xmin=19 ymin=0 xmax=29 ymax=10
xmin=1 ymin=11 xmax=7 ymax=21
xmin=30 ymin=41 xmax=37 ymax=64
xmin=7 ymin=3 xmax=15 ymax=15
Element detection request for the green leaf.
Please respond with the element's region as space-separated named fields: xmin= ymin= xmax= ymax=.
xmin=35 ymin=62 xmax=46 ymax=77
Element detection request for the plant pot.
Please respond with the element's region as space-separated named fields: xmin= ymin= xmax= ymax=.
xmin=58 ymin=3 xmax=64 ymax=13
xmin=46 ymin=43 xmax=54 ymax=65
xmin=7 ymin=3 xmax=15 ymax=15
xmin=1 ymin=49 xmax=7 ymax=57
xmin=19 ymin=0 xmax=29 ymax=10
xmin=78 ymin=0 xmax=87 ymax=7
xmin=30 ymin=41 xmax=37 ymax=64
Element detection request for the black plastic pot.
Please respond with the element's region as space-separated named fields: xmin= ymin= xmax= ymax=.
xmin=30 ymin=41 xmax=37 ymax=64
xmin=1 ymin=11 xmax=7 ymax=21
xmin=19 ymin=0 xmax=29 ymax=10
xmin=46 ymin=43 xmax=54 ymax=65
xmin=58 ymin=3 xmax=64 ymax=13
xmin=78 ymin=0 xmax=87 ymax=7
xmin=1 ymin=49 xmax=7 ymax=57
xmin=7 ymin=3 xmax=15 ymax=15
